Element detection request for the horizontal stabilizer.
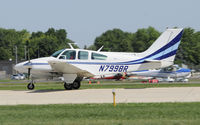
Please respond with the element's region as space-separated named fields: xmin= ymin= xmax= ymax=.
xmin=143 ymin=59 xmax=161 ymax=63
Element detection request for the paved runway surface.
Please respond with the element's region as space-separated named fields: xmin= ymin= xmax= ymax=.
xmin=1 ymin=87 xmax=200 ymax=105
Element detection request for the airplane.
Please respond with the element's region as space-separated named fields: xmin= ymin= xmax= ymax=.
xmin=14 ymin=28 xmax=184 ymax=90
xmin=86 ymin=72 xmax=127 ymax=81
xmin=127 ymin=65 xmax=191 ymax=82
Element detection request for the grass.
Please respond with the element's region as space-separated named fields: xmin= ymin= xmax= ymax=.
xmin=1 ymin=79 xmax=200 ymax=90
xmin=0 ymin=103 xmax=200 ymax=125
xmin=1 ymin=79 xmax=200 ymax=124
xmin=0 ymin=79 xmax=24 ymax=82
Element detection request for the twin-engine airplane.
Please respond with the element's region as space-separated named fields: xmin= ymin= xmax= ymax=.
xmin=14 ymin=28 xmax=183 ymax=90
xmin=127 ymin=65 xmax=191 ymax=82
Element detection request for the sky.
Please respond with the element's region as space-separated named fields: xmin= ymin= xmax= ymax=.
xmin=0 ymin=0 xmax=200 ymax=48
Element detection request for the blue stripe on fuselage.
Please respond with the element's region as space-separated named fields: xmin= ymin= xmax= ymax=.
xmin=24 ymin=62 xmax=49 ymax=65
xmin=154 ymin=49 xmax=177 ymax=60
xmin=23 ymin=48 xmax=179 ymax=66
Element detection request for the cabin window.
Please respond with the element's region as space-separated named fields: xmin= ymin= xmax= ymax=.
xmin=51 ymin=49 xmax=65 ymax=58
xmin=78 ymin=51 xmax=88 ymax=60
xmin=91 ymin=52 xmax=107 ymax=60
xmin=59 ymin=50 xmax=76 ymax=60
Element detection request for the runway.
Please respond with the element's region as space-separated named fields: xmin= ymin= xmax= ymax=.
xmin=1 ymin=87 xmax=200 ymax=105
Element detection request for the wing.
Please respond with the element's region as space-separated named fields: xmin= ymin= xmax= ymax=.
xmin=48 ymin=60 xmax=94 ymax=77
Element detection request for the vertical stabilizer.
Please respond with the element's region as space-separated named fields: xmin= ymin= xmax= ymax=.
xmin=140 ymin=28 xmax=183 ymax=63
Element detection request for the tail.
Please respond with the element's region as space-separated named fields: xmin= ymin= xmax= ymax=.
xmin=138 ymin=28 xmax=183 ymax=67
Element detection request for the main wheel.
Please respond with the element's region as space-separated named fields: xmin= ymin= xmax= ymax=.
xmin=72 ymin=81 xmax=81 ymax=89
xmin=64 ymin=82 xmax=73 ymax=90
xmin=27 ymin=83 xmax=35 ymax=90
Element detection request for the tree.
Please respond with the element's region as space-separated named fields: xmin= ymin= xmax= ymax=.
xmin=175 ymin=27 xmax=199 ymax=66
xmin=0 ymin=28 xmax=76 ymax=60
xmin=131 ymin=27 xmax=160 ymax=52
xmin=94 ymin=27 xmax=160 ymax=53
xmin=28 ymin=28 xmax=78 ymax=59
xmin=0 ymin=28 xmax=30 ymax=60
xmin=94 ymin=29 xmax=133 ymax=52
xmin=84 ymin=45 xmax=87 ymax=49
xmin=87 ymin=45 xmax=96 ymax=50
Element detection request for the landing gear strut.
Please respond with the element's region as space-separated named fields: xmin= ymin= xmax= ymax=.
xmin=64 ymin=80 xmax=81 ymax=90
xmin=27 ymin=80 xmax=35 ymax=90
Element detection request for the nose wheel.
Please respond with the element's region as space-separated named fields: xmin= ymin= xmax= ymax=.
xmin=27 ymin=81 xmax=35 ymax=90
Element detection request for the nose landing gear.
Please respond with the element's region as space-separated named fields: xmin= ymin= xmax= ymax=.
xmin=27 ymin=80 xmax=35 ymax=90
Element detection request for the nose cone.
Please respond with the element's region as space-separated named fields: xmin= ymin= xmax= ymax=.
xmin=14 ymin=61 xmax=28 ymax=73
xmin=14 ymin=63 xmax=23 ymax=72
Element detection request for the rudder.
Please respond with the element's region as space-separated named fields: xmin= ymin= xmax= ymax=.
xmin=140 ymin=28 xmax=183 ymax=62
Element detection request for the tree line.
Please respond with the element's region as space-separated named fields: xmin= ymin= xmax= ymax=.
xmin=0 ymin=28 xmax=75 ymax=61
xmin=0 ymin=27 xmax=200 ymax=69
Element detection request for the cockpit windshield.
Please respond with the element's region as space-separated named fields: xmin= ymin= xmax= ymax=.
xmin=51 ymin=49 xmax=65 ymax=58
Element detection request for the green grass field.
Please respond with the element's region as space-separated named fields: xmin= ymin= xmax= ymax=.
xmin=1 ymin=80 xmax=200 ymax=125
xmin=1 ymin=79 xmax=200 ymax=90
xmin=0 ymin=103 xmax=200 ymax=125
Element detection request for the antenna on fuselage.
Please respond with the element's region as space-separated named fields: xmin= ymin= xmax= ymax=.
xmin=68 ymin=43 xmax=78 ymax=49
xmin=97 ymin=46 xmax=104 ymax=52
xmin=68 ymin=43 xmax=74 ymax=49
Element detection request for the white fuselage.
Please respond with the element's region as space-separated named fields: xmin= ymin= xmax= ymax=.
xmin=14 ymin=28 xmax=184 ymax=81
xmin=14 ymin=49 xmax=172 ymax=79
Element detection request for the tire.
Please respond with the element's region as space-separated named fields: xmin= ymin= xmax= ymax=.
xmin=64 ymin=82 xmax=73 ymax=90
xmin=72 ymin=81 xmax=81 ymax=89
xmin=27 ymin=83 xmax=35 ymax=90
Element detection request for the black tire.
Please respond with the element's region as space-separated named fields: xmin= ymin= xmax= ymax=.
xmin=72 ymin=81 xmax=81 ymax=89
xmin=64 ymin=82 xmax=73 ymax=90
xmin=27 ymin=83 xmax=35 ymax=90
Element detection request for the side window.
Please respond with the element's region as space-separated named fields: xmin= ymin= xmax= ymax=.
xmin=59 ymin=50 xmax=76 ymax=60
xmin=78 ymin=51 xmax=88 ymax=60
xmin=91 ymin=52 xmax=107 ymax=60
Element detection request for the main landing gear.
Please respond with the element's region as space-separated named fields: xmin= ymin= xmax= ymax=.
xmin=26 ymin=80 xmax=81 ymax=90
xmin=27 ymin=80 xmax=35 ymax=90
xmin=64 ymin=80 xmax=81 ymax=90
